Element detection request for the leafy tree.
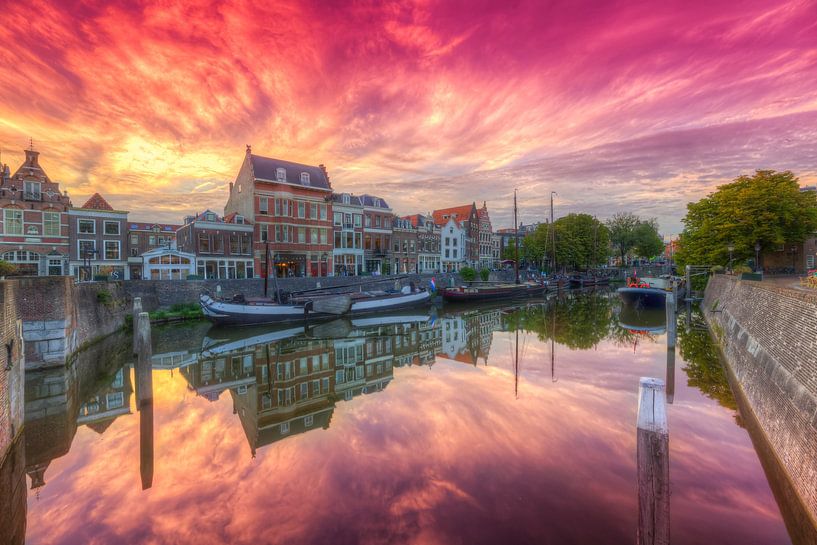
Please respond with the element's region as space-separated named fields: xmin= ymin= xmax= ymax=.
xmin=460 ymin=266 xmax=477 ymax=282
xmin=479 ymin=268 xmax=490 ymax=281
xmin=606 ymin=212 xmax=663 ymax=264
xmin=676 ymin=170 xmax=817 ymax=268
xmin=528 ymin=214 xmax=608 ymax=271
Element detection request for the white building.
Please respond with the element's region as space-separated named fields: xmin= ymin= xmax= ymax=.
xmin=140 ymin=246 xmax=197 ymax=280
xmin=331 ymin=193 xmax=364 ymax=276
xmin=440 ymin=217 xmax=466 ymax=272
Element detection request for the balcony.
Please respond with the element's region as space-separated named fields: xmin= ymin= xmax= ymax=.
xmin=23 ymin=191 xmax=42 ymax=201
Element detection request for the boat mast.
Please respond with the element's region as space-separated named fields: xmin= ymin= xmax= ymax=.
xmin=514 ymin=189 xmax=520 ymax=285
xmin=550 ymin=191 xmax=557 ymax=274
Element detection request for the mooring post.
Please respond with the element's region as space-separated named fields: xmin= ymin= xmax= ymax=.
xmin=665 ymin=349 xmax=675 ymax=404
xmin=132 ymin=297 xmax=142 ymax=354
xmin=665 ymin=289 xmax=676 ymax=349
xmin=134 ymin=311 xmax=154 ymax=490
xmin=637 ymin=377 xmax=670 ymax=545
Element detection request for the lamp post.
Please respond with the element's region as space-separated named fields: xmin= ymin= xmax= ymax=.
xmin=754 ymin=242 xmax=761 ymax=273
xmin=727 ymin=242 xmax=734 ymax=273
xmin=83 ymin=248 xmax=98 ymax=282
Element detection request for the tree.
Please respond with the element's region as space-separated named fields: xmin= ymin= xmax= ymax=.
xmin=533 ymin=214 xmax=609 ymax=271
xmin=675 ymin=170 xmax=817 ymax=268
xmin=606 ymin=212 xmax=663 ymax=264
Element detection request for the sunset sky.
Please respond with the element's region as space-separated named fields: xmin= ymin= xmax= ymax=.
xmin=0 ymin=0 xmax=815 ymax=232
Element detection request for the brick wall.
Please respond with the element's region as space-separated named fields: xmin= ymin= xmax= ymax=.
xmin=703 ymin=275 xmax=817 ymax=524
xmin=0 ymin=280 xmax=25 ymax=465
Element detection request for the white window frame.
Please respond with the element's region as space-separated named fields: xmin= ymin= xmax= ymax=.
xmin=259 ymin=197 xmax=269 ymax=215
xmin=78 ymin=239 xmax=96 ymax=258
xmin=104 ymin=220 xmax=120 ymax=236
xmin=276 ymin=168 xmax=286 ymax=182
xmin=77 ymin=219 xmax=96 ymax=235
xmin=104 ymin=240 xmax=120 ymax=261
xmin=304 ymin=415 xmax=314 ymax=427
xmin=4 ymin=209 xmax=23 ymax=235
xmin=43 ymin=211 xmax=60 ymax=237
xmin=301 ymin=172 xmax=310 ymax=185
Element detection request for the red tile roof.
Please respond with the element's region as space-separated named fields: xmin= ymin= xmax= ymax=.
xmin=81 ymin=192 xmax=114 ymax=211
xmin=432 ymin=204 xmax=475 ymax=227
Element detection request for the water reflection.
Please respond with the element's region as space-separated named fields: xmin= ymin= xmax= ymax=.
xmin=11 ymin=291 xmax=805 ymax=545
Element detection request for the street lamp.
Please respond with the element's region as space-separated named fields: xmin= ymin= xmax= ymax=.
xmin=727 ymin=242 xmax=734 ymax=273
xmin=754 ymin=242 xmax=761 ymax=273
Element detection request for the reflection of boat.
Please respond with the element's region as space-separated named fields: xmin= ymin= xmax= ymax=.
xmin=570 ymin=275 xmax=612 ymax=288
xmin=617 ymin=306 xmax=666 ymax=334
xmin=200 ymin=286 xmax=431 ymax=326
xmin=617 ymin=276 xmax=674 ymax=308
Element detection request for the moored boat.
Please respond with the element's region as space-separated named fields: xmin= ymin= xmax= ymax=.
xmin=617 ymin=276 xmax=674 ymax=308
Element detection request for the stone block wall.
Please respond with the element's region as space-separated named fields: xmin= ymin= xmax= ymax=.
xmin=703 ymin=275 xmax=817 ymax=524
xmin=0 ymin=280 xmax=25 ymax=464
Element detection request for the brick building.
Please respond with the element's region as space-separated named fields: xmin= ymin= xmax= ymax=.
xmin=0 ymin=147 xmax=72 ymax=276
xmin=176 ymin=210 xmax=255 ymax=279
xmin=477 ymin=201 xmax=494 ymax=269
xmin=225 ymin=147 xmax=333 ymax=278
xmin=68 ymin=193 xmax=129 ymax=280
xmin=330 ymin=193 xmax=364 ymax=276
xmin=126 ymin=222 xmax=180 ymax=279
xmin=404 ymin=214 xmax=440 ymax=273
xmin=0 ymin=280 xmax=24 ymax=464
xmin=361 ymin=195 xmax=392 ymax=273
xmin=391 ymin=216 xmax=418 ymax=273
xmin=433 ymin=203 xmax=479 ymax=267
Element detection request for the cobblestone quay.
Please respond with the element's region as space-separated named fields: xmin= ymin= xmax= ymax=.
xmin=703 ymin=274 xmax=817 ymax=530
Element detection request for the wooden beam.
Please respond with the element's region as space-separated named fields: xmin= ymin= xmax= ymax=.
xmin=637 ymin=377 xmax=670 ymax=545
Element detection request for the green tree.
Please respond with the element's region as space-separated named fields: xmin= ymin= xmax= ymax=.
xmin=539 ymin=214 xmax=609 ymax=271
xmin=675 ymin=170 xmax=817 ymax=268
xmin=606 ymin=212 xmax=663 ymax=264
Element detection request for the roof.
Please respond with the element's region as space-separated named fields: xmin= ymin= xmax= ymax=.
xmin=250 ymin=153 xmax=331 ymax=191
xmin=359 ymin=194 xmax=390 ymax=209
xmin=402 ymin=214 xmax=424 ymax=228
xmin=432 ymin=204 xmax=476 ymax=227
xmin=331 ymin=193 xmax=363 ymax=206
xmin=80 ymin=192 xmax=114 ymax=211
xmin=128 ymin=222 xmax=181 ymax=232
xmin=186 ymin=209 xmax=251 ymax=225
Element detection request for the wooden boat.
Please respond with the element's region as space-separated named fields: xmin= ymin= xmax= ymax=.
xmin=440 ymin=281 xmax=546 ymax=302
xmin=569 ymin=275 xmax=597 ymax=288
xmin=200 ymin=285 xmax=431 ymax=326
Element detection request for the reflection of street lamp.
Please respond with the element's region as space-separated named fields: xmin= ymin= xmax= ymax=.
xmin=754 ymin=242 xmax=761 ymax=272
xmin=727 ymin=242 xmax=734 ymax=273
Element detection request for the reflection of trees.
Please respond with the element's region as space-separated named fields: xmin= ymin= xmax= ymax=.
xmin=677 ymin=313 xmax=738 ymax=411
xmin=504 ymin=291 xmax=614 ymax=350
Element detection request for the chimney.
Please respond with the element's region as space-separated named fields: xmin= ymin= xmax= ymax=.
xmin=246 ymin=144 xmax=252 ymax=155
xmin=24 ymin=148 xmax=40 ymax=168
xmin=229 ymin=182 xmax=233 ymax=193
xmin=319 ymin=164 xmax=330 ymax=187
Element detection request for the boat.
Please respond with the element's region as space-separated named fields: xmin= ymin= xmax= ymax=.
xmin=201 ymin=284 xmax=431 ymax=326
xmin=569 ymin=275 xmax=596 ymax=288
xmin=617 ymin=276 xmax=675 ymax=308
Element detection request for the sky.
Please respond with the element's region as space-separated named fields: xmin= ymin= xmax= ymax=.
xmin=0 ymin=0 xmax=815 ymax=233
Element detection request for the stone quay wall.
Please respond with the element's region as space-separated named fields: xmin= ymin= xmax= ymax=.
xmin=703 ymin=275 xmax=817 ymax=525
xmin=122 ymin=272 xmax=462 ymax=312
xmin=0 ymin=280 xmax=25 ymax=467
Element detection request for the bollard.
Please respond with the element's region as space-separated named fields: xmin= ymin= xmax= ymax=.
xmin=132 ymin=297 xmax=142 ymax=354
xmin=134 ymin=311 xmax=154 ymax=490
xmin=665 ymin=291 xmax=676 ymax=350
xmin=637 ymin=377 xmax=670 ymax=545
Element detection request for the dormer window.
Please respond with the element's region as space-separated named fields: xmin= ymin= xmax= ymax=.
xmin=276 ymin=168 xmax=286 ymax=182
xmin=342 ymin=194 xmax=350 ymax=204
xmin=206 ymin=213 xmax=216 ymax=222
xmin=300 ymin=172 xmax=310 ymax=186
xmin=375 ymin=199 xmax=381 ymax=207
xmin=236 ymin=215 xmax=244 ymax=224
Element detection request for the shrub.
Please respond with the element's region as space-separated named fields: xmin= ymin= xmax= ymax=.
xmin=733 ymin=264 xmax=752 ymax=275
xmin=96 ymin=290 xmax=112 ymax=305
xmin=479 ymin=268 xmax=490 ymax=281
xmin=460 ymin=267 xmax=477 ymax=282
xmin=186 ymin=274 xmax=204 ymax=280
xmin=710 ymin=265 xmax=725 ymax=274
xmin=0 ymin=260 xmax=17 ymax=277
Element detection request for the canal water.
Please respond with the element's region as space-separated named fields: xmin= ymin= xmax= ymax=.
xmin=7 ymin=290 xmax=799 ymax=544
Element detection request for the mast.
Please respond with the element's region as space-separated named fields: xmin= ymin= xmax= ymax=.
xmin=550 ymin=191 xmax=556 ymax=274
xmin=514 ymin=189 xmax=519 ymax=284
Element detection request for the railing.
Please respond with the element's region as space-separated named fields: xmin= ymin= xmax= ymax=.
xmin=24 ymin=191 xmax=42 ymax=201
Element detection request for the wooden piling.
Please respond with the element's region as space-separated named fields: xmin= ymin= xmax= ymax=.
xmin=134 ymin=310 xmax=154 ymax=490
xmin=637 ymin=377 xmax=670 ymax=545
xmin=665 ymin=290 xmax=676 ymax=349
xmin=665 ymin=349 xmax=675 ymax=404
xmin=132 ymin=297 xmax=142 ymax=354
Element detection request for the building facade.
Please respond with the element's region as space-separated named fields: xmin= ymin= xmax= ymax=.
xmin=330 ymin=193 xmax=364 ymax=276
xmin=477 ymin=202 xmax=494 ymax=269
xmin=439 ymin=217 xmax=466 ymax=272
xmin=68 ymin=193 xmax=129 ymax=280
xmin=0 ymin=148 xmax=72 ymax=276
xmin=433 ymin=204 xmax=478 ymax=267
xmin=405 ymin=214 xmax=440 ymax=273
xmin=225 ymin=147 xmax=333 ymax=278
xmin=176 ymin=210 xmax=255 ymax=279
xmin=126 ymin=222 xmax=180 ymax=279
xmin=391 ymin=217 xmax=418 ymax=273
xmin=361 ymin=195 xmax=392 ymax=273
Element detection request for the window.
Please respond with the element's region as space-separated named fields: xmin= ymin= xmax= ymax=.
xmin=320 ymin=229 xmax=327 ymax=245
xmin=43 ymin=211 xmax=60 ymax=236
xmin=298 ymin=227 xmax=306 ymax=244
xmin=365 ymin=215 xmax=371 ymax=228
xmin=304 ymin=415 xmax=314 ymax=427
xmin=334 ymin=212 xmax=343 ymax=226
xmin=280 ymin=422 xmax=290 ymax=434
xmin=276 ymin=168 xmax=286 ymax=182
xmin=320 ymin=205 xmax=327 ymax=221
xmin=205 ymin=213 xmax=216 ymax=222
xmin=311 ymin=229 xmax=318 ymax=244
xmin=79 ymin=240 xmax=96 ymax=257
xmin=300 ymin=382 xmax=308 ymax=399
xmin=78 ymin=219 xmax=95 ymax=234
xmin=322 ymin=377 xmax=329 ymax=393
xmin=104 ymin=240 xmax=120 ymax=260
xmin=24 ymin=181 xmax=41 ymax=200
xmin=259 ymin=197 xmax=269 ymax=214
xmin=148 ymin=235 xmax=156 ymax=246
xmin=104 ymin=221 xmax=120 ymax=235
xmin=274 ymin=199 xmax=281 ymax=216
xmin=298 ymin=202 xmax=305 ymax=218
xmin=375 ymin=216 xmax=381 ymax=228
xmin=311 ymin=203 xmax=318 ymax=219
xmin=198 ymin=232 xmax=211 ymax=253
xmin=130 ymin=234 xmax=138 ymax=245
xmin=301 ymin=172 xmax=310 ymax=185
xmin=808 ymin=255 xmax=816 ymax=269
xmin=260 ymin=225 xmax=268 ymax=243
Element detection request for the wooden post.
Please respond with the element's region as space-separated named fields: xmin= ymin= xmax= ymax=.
xmin=134 ymin=311 xmax=154 ymax=489
xmin=637 ymin=377 xmax=670 ymax=545
xmin=665 ymin=348 xmax=675 ymax=404
xmin=132 ymin=297 xmax=142 ymax=354
xmin=665 ymin=289 xmax=676 ymax=350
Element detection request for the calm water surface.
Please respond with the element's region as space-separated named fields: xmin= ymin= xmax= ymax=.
xmin=10 ymin=291 xmax=797 ymax=544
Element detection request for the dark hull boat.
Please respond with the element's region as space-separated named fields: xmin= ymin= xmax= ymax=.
xmin=617 ymin=277 xmax=673 ymax=309
xmin=201 ymin=288 xmax=432 ymax=326
xmin=441 ymin=282 xmax=545 ymax=303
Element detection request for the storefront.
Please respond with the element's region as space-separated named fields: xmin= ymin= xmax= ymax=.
xmin=197 ymin=257 xmax=255 ymax=279
xmin=334 ymin=254 xmax=362 ymax=276
xmin=142 ymin=248 xmax=196 ymax=280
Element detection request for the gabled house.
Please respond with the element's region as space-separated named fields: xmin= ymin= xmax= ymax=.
xmin=68 ymin=192 xmax=129 ymax=280
xmin=176 ymin=209 xmax=254 ymax=279
xmin=432 ymin=203 xmax=479 ymax=267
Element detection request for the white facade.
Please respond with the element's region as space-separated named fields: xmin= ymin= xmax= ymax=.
xmin=440 ymin=218 xmax=466 ymax=272
xmin=332 ymin=193 xmax=364 ymax=276
xmin=141 ymin=247 xmax=197 ymax=280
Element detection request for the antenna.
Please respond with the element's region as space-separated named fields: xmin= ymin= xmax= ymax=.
xmin=29 ymin=137 xmax=34 ymax=151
